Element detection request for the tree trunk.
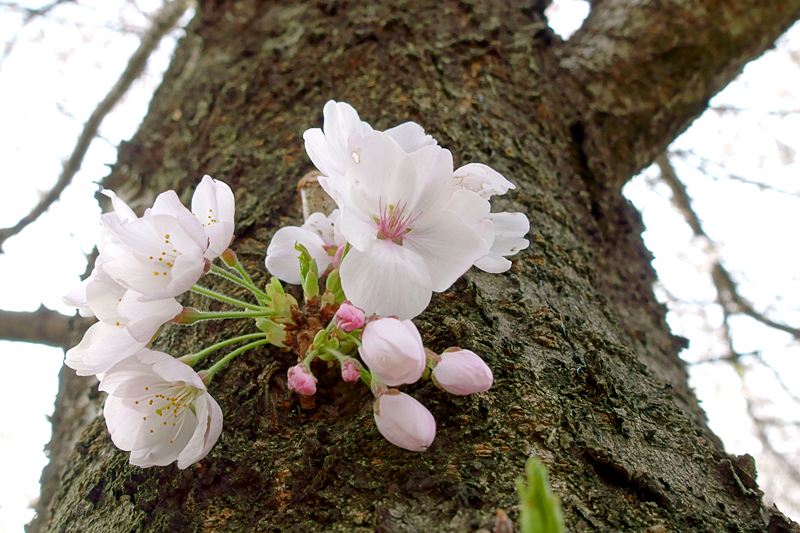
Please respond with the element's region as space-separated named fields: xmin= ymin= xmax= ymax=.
xmin=30 ymin=1 xmax=800 ymax=531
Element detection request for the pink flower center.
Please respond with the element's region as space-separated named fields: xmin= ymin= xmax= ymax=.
xmin=376 ymin=198 xmax=420 ymax=245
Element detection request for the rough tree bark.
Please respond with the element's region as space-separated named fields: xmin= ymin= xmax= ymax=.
xmin=30 ymin=1 xmax=800 ymax=532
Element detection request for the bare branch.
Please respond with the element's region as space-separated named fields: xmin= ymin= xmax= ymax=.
xmin=745 ymin=398 xmax=800 ymax=487
xmin=0 ymin=0 xmax=193 ymax=253
xmin=671 ymin=149 xmax=798 ymax=195
xmin=0 ymin=306 xmax=94 ymax=349
xmin=561 ymin=0 xmax=800 ymax=191
xmin=656 ymin=154 xmax=800 ymax=341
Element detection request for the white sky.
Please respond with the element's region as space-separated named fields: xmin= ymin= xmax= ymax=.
xmin=0 ymin=1 xmax=798 ymax=531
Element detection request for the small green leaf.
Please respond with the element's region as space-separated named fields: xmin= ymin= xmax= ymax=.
xmin=516 ymin=457 xmax=564 ymax=533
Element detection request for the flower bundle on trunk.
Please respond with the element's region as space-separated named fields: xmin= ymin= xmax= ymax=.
xmin=62 ymin=101 xmax=529 ymax=468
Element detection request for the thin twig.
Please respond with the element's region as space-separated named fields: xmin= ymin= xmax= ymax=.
xmin=0 ymin=0 xmax=192 ymax=252
xmin=670 ymin=149 xmax=796 ymax=195
xmin=656 ymin=154 xmax=800 ymax=341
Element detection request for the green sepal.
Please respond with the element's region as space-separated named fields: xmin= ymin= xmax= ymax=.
xmin=303 ymin=270 xmax=319 ymax=300
xmin=265 ymin=277 xmax=285 ymax=297
xmin=325 ymin=269 xmax=345 ymax=304
xmin=271 ymin=292 xmax=298 ymax=325
xmin=320 ymin=289 xmax=336 ymax=307
xmin=295 ymin=242 xmax=319 ymax=300
xmin=516 ymin=457 xmax=564 ymax=533
xmin=255 ymin=318 xmax=288 ymax=347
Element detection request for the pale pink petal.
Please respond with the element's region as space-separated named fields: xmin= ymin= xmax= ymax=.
xmin=177 ymin=394 xmax=211 ymax=469
xmin=104 ymin=396 xmax=144 ymax=450
xmin=192 ymin=175 xmax=235 ymax=259
xmin=359 ymin=318 xmax=426 ymax=386
xmin=454 ymin=163 xmax=515 ymax=199
xmin=445 ymin=189 xmax=494 ymax=247
xmin=406 ymin=144 xmax=454 ymax=214
xmin=265 ymin=226 xmax=331 ymax=285
xmin=62 ymin=279 xmax=92 ymax=317
xmin=345 ymin=132 xmax=418 ymax=211
xmin=101 ymin=189 xmax=139 ymax=222
xmin=304 ymin=128 xmax=346 ymax=192
xmin=432 ymin=349 xmax=493 ymax=395
xmin=373 ymin=390 xmax=436 ymax=452
xmin=384 ymin=121 xmax=438 ymax=153
xmin=187 ymin=394 xmax=223 ymax=469
xmin=66 ymin=322 xmax=145 ymax=376
xmin=403 ymin=210 xmax=488 ymax=292
xmin=321 ymin=100 xmax=373 ymax=162
xmin=339 ymin=242 xmax=432 ymax=320
xmin=84 ymin=272 xmax=127 ymax=323
xmin=119 ymin=293 xmax=182 ymax=342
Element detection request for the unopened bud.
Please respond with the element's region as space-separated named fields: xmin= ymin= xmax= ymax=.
xmin=431 ymin=348 xmax=493 ymax=395
xmin=334 ymin=301 xmax=365 ymax=333
xmin=341 ymin=359 xmax=362 ymax=382
xmin=287 ymin=364 xmax=317 ymax=396
xmin=373 ymin=389 xmax=436 ymax=452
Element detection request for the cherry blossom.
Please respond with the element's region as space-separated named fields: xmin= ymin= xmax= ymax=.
xmin=359 ymin=317 xmax=426 ymax=386
xmin=373 ymin=389 xmax=436 ymax=452
xmin=265 ymin=210 xmax=344 ymax=285
xmin=334 ymin=132 xmax=488 ymax=318
xmin=432 ymin=348 xmax=493 ymax=395
xmin=100 ymin=349 xmax=223 ymax=469
xmin=100 ymin=189 xmax=210 ymax=300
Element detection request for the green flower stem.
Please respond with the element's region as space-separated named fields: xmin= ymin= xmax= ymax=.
xmin=203 ymin=339 xmax=272 ymax=379
xmin=181 ymin=333 xmax=267 ymax=366
xmin=191 ymin=285 xmax=264 ymax=311
xmin=209 ymin=264 xmax=270 ymax=302
xmin=190 ymin=310 xmax=273 ymax=321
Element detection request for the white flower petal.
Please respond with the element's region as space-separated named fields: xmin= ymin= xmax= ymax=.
xmin=454 ymin=163 xmax=515 ymax=199
xmin=340 ymin=241 xmax=432 ymax=320
xmin=192 ymin=175 xmax=236 ymax=259
xmin=119 ymin=293 xmax=182 ymax=342
xmin=101 ymin=189 xmax=139 ymax=222
xmin=322 ymin=100 xmax=373 ymax=161
xmin=474 ymin=254 xmax=512 ymax=274
xmin=384 ymin=121 xmax=438 ymax=153
xmin=66 ymin=321 xmax=145 ymax=376
xmin=406 ymin=144 xmax=454 ymax=214
xmin=345 ymin=132 xmax=418 ymax=210
xmin=265 ymin=226 xmax=332 ymax=285
xmin=404 ymin=210 xmax=489 ymax=292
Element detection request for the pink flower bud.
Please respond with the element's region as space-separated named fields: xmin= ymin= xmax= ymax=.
xmin=431 ymin=348 xmax=493 ymax=395
xmin=359 ymin=317 xmax=426 ymax=386
xmin=373 ymin=390 xmax=436 ymax=451
xmin=341 ymin=359 xmax=362 ymax=382
xmin=334 ymin=301 xmax=365 ymax=332
xmin=287 ymin=365 xmax=317 ymax=396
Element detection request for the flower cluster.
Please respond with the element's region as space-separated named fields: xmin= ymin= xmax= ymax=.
xmin=266 ymin=101 xmax=528 ymax=450
xmin=62 ymin=101 xmax=528 ymax=467
xmin=63 ymin=176 xmax=236 ymax=468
